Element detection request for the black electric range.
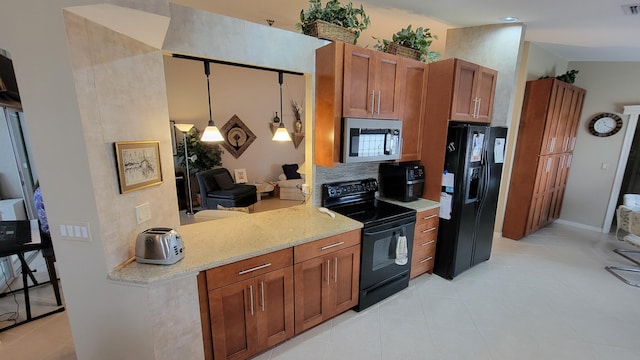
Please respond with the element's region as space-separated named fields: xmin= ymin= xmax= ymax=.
xmin=322 ymin=178 xmax=416 ymax=311
xmin=321 ymin=179 xmax=415 ymax=227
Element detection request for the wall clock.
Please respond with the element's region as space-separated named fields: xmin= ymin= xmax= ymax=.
xmin=220 ymin=114 xmax=256 ymax=158
xmin=588 ymin=113 xmax=623 ymax=137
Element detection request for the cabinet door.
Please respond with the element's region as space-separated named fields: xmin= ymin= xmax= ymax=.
xmin=399 ymin=58 xmax=428 ymax=161
xmin=294 ymin=256 xmax=330 ymax=334
xmin=450 ymin=60 xmax=478 ymax=122
xmin=343 ymin=44 xmax=376 ymax=118
xmin=255 ymin=267 xmax=294 ymax=351
xmin=343 ymin=44 xmax=401 ymax=119
xmin=375 ymin=52 xmax=402 ymax=119
xmin=474 ymin=67 xmax=497 ymax=123
xmin=210 ymin=279 xmax=257 ymax=360
xmin=329 ymin=245 xmax=360 ymax=315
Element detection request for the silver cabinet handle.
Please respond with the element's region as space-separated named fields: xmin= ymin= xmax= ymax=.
xmin=239 ymin=263 xmax=272 ymax=275
xmin=475 ymin=98 xmax=481 ymax=118
xmin=571 ymin=137 xmax=576 ymax=150
xmin=249 ymin=285 xmax=254 ymax=316
xmin=567 ymin=154 xmax=572 ymax=168
xmin=545 ymin=157 xmax=552 ymax=172
xmin=419 ymin=256 xmax=434 ymax=264
xmin=326 ymin=260 xmax=330 ymax=285
xmin=321 ymin=242 xmax=345 ymax=251
xmin=563 ymin=137 xmax=569 ymax=151
xmin=377 ymin=90 xmax=381 ymax=115
xmin=421 ymin=240 xmax=436 ymax=246
xmin=421 ymin=227 xmax=437 ymax=233
xmin=423 ymin=214 xmax=438 ymax=220
xmin=549 ymin=138 xmax=556 ymax=152
xmin=334 ymin=257 xmax=338 ymax=283
xmin=371 ymin=90 xmax=375 ymax=114
xmin=260 ymin=281 xmax=265 ymax=312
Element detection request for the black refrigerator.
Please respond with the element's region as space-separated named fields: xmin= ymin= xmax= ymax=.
xmin=433 ymin=123 xmax=507 ymax=279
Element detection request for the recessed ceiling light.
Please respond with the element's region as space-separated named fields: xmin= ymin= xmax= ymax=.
xmin=500 ymin=16 xmax=519 ymax=22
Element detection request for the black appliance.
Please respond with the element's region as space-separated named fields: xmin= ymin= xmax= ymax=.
xmin=379 ymin=162 xmax=425 ymax=202
xmin=434 ymin=123 xmax=507 ymax=279
xmin=322 ymin=179 xmax=416 ymax=311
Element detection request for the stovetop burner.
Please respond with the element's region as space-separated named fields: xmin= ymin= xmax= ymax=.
xmin=322 ymin=179 xmax=415 ymax=227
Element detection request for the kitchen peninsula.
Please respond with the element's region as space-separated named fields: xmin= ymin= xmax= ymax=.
xmin=108 ymin=205 xmax=362 ymax=285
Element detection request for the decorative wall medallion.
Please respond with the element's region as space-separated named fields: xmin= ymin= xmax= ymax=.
xmin=220 ymin=114 xmax=256 ymax=158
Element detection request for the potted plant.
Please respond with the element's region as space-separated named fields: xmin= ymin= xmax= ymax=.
xmin=374 ymin=25 xmax=440 ymax=63
xmin=295 ymin=0 xmax=370 ymax=44
xmin=176 ymin=127 xmax=223 ymax=205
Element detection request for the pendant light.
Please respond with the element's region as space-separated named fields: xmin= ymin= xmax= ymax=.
xmin=272 ymin=71 xmax=292 ymax=142
xmin=200 ymin=61 xmax=224 ymax=142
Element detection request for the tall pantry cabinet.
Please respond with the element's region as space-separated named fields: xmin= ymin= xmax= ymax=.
xmin=502 ymin=78 xmax=586 ymax=240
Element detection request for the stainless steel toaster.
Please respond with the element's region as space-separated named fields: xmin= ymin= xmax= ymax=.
xmin=135 ymin=227 xmax=185 ymax=265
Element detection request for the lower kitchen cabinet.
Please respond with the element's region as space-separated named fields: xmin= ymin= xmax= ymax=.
xmin=203 ymin=249 xmax=294 ymax=360
xmin=293 ymin=230 xmax=360 ymax=334
xmin=411 ymin=207 xmax=439 ymax=278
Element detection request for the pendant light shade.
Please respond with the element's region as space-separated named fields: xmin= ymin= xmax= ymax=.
xmin=272 ymin=71 xmax=292 ymax=142
xmin=200 ymin=61 xmax=224 ymax=142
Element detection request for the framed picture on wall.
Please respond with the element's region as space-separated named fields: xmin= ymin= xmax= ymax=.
xmin=234 ymin=168 xmax=247 ymax=184
xmin=114 ymin=141 xmax=163 ymax=193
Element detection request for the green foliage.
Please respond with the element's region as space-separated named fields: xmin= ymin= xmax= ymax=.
xmin=296 ymin=0 xmax=370 ymax=42
xmin=176 ymin=127 xmax=222 ymax=173
xmin=374 ymin=25 xmax=440 ymax=63
xmin=539 ymin=69 xmax=579 ymax=84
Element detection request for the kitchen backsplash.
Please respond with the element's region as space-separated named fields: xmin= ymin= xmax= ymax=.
xmin=313 ymin=162 xmax=382 ymax=206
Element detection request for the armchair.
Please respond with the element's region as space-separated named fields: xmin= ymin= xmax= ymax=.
xmin=605 ymin=194 xmax=640 ymax=287
xmin=195 ymin=168 xmax=257 ymax=210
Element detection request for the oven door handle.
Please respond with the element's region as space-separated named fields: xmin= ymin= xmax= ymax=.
xmin=363 ymin=225 xmax=408 ymax=236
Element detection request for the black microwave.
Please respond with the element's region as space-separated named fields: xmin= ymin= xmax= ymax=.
xmin=379 ymin=163 xmax=425 ymax=202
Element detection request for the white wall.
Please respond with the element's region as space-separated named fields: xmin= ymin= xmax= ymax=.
xmin=561 ymin=61 xmax=640 ymax=229
xmin=164 ymin=56 xmax=305 ymax=183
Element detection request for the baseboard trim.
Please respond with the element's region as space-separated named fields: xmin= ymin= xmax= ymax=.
xmin=553 ymin=219 xmax=603 ymax=233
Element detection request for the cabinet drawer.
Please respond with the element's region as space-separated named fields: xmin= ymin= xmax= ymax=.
xmin=413 ymin=237 xmax=436 ymax=259
xmin=206 ymin=248 xmax=293 ymax=290
xmin=416 ymin=208 xmax=439 ymax=226
xmin=415 ymin=222 xmax=438 ymax=240
xmin=294 ymin=230 xmax=360 ymax=264
xmin=411 ymin=254 xmax=435 ymax=278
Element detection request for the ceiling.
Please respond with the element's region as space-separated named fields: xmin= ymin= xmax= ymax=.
xmin=172 ymin=0 xmax=640 ymax=62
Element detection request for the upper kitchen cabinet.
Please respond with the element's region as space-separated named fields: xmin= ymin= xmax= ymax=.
xmin=342 ymin=43 xmax=402 ymax=119
xmin=315 ymin=41 xmax=423 ymax=167
xmin=450 ymin=59 xmax=497 ymax=123
xmin=398 ymin=57 xmax=428 ymax=162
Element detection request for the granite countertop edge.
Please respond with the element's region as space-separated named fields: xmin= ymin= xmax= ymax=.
xmin=107 ymin=205 xmax=363 ymax=286
xmin=378 ymin=197 xmax=440 ymax=212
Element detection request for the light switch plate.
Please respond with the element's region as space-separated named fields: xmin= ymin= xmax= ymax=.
xmin=135 ymin=203 xmax=151 ymax=224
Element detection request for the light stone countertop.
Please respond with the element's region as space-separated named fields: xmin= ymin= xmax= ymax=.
xmin=378 ymin=197 xmax=440 ymax=212
xmin=108 ymin=205 xmax=363 ymax=285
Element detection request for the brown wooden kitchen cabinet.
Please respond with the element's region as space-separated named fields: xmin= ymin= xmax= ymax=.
xmin=293 ymin=230 xmax=360 ymax=334
xmin=203 ymin=249 xmax=294 ymax=360
xmin=450 ymin=59 xmax=497 ymax=123
xmin=420 ymin=58 xmax=497 ymax=201
xmin=503 ymin=78 xmax=585 ymax=240
xmin=315 ymin=41 xmax=410 ymax=167
xmin=398 ymin=57 xmax=428 ymax=162
xmin=342 ymin=42 xmax=402 ymax=119
xmin=411 ymin=207 xmax=439 ymax=278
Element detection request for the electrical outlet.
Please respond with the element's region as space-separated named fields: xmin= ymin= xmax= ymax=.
xmin=301 ymin=183 xmax=311 ymax=195
xmin=136 ymin=203 xmax=151 ymax=224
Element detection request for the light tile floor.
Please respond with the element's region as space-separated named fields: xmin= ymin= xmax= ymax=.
xmin=2 ymin=222 xmax=640 ymax=359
